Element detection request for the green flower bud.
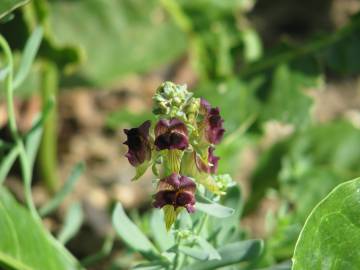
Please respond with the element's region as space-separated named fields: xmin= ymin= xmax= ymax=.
xmin=153 ymin=81 xmax=193 ymax=120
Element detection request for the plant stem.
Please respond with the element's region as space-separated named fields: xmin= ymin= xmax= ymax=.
xmin=0 ymin=35 xmax=39 ymax=220
xmin=38 ymin=61 xmax=59 ymax=192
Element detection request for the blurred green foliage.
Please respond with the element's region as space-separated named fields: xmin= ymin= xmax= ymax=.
xmin=1 ymin=0 xmax=360 ymax=269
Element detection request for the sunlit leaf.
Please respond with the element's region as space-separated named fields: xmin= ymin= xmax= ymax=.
xmin=0 ymin=0 xmax=29 ymax=20
xmin=0 ymin=187 xmax=82 ymax=270
xmin=293 ymin=177 xmax=360 ymax=270
xmin=57 ymin=202 xmax=84 ymax=245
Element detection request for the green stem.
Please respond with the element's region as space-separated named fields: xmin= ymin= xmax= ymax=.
xmin=38 ymin=61 xmax=59 ymax=192
xmin=0 ymin=35 xmax=39 ymax=220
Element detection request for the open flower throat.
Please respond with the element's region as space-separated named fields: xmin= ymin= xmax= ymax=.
xmin=123 ymin=81 xmax=228 ymax=229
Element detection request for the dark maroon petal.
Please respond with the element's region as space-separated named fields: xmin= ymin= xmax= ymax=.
xmin=163 ymin=173 xmax=181 ymax=189
xmin=176 ymin=191 xmax=195 ymax=206
xmin=123 ymin=121 xmax=151 ymax=166
xmin=153 ymin=190 xmax=176 ymax=208
xmin=208 ymin=147 xmax=220 ymax=174
xmin=155 ymin=119 xmax=169 ymax=137
xmin=205 ymin=107 xmax=225 ymax=145
xmin=179 ymin=175 xmax=196 ymax=193
xmin=154 ymin=132 xmax=188 ymax=150
xmin=155 ymin=119 xmax=188 ymax=150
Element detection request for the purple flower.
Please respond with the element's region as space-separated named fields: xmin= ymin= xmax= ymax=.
xmin=195 ymin=147 xmax=220 ymax=174
xmin=153 ymin=173 xmax=196 ymax=213
xmin=154 ymin=119 xmax=189 ymax=150
xmin=123 ymin=121 xmax=151 ymax=167
xmin=200 ymin=98 xmax=225 ymax=145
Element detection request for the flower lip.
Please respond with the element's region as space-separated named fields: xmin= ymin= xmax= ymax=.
xmin=200 ymin=99 xmax=225 ymax=145
xmin=123 ymin=120 xmax=151 ymax=166
xmin=153 ymin=173 xmax=196 ymax=213
xmin=154 ymin=118 xmax=189 ymax=150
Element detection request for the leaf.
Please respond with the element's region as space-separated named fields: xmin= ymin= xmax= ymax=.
xmin=0 ymin=146 xmax=19 ymax=185
xmin=57 ymin=202 xmax=84 ymax=245
xmin=39 ymin=162 xmax=85 ymax=216
xmin=196 ymin=201 xmax=234 ymax=218
xmin=183 ymin=240 xmax=263 ymax=270
xmin=0 ymin=187 xmax=82 ymax=270
xmin=112 ymin=203 xmax=160 ymax=260
xmin=150 ymin=209 xmax=175 ymax=251
xmin=178 ymin=246 xmax=208 ymax=261
xmin=292 ymin=177 xmax=360 ymax=270
xmin=48 ymin=0 xmax=187 ymax=86
xmin=132 ymin=160 xmax=151 ymax=181
xmin=196 ymin=236 xmax=221 ymax=260
xmin=13 ymin=26 xmax=43 ymax=90
xmin=0 ymin=0 xmax=29 ymax=20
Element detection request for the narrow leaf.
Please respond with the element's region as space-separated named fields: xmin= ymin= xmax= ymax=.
xmin=196 ymin=202 xmax=234 ymax=218
xmin=14 ymin=26 xmax=43 ymax=89
xmin=0 ymin=146 xmax=19 ymax=185
xmin=39 ymin=162 xmax=85 ymax=216
xmin=183 ymin=240 xmax=263 ymax=270
xmin=150 ymin=210 xmax=175 ymax=251
xmin=196 ymin=236 xmax=221 ymax=260
xmin=57 ymin=202 xmax=84 ymax=244
xmin=112 ymin=203 xmax=160 ymax=260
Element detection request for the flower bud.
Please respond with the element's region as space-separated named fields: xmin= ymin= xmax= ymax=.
xmin=153 ymin=81 xmax=193 ymax=119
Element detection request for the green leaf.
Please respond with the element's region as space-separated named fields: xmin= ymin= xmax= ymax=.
xmin=150 ymin=209 xmax=175 ymax=252
xmin=196 ymin=236 xmax=221 ymax=260
xmin=39 ymin=162 xmax=85 ymax=216
xmin=196 ymin=201 xmax=234 ymax=218
xmin=183 ymin=240 xmax=263 ymax=270
xmin=132 ymin=160 xmax=151 ymax=181
xmin=13 ymin=26 xmax=43 ymax=90
xmin=292 ymin=177 xmax=360 ymax=270
xmin=0 ymin=187 xmax=82 ymax=270
xmin=178 ymin=246 xmax=208 ymax=261
xmin=0 ymin=146 xmax=19 ymax=185
xmin=48 ymin=0 xmax=187 ymax=86
xmin=112 ymin=203 xmax=160 ymax=260
xmin=57 ymin=202 xmax=84 ymax=245
xmin=0 ymin=0 xmax=29 ymax=20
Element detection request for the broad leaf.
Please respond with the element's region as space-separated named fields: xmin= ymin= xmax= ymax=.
xmin=0 ymin=187 xmax=82 ymax=270
xmin=292 ymin=177 xmax=360 ymax=270
xmin=0 ymin=0 xmax=29 ymax=20
xmin=48 ymin=0 xmax=187 ymax=86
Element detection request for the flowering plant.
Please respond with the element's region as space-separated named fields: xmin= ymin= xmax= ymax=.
xmin=118 ymin=82 xmax=263 ymax=269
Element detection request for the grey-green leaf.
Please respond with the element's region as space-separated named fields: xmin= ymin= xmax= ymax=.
xmin=0 ymin=187 xmax=82 ymax=270
xmin=57 ymin=202 xmax=84 ymax=245
xmin=39 ymin=162 xmax=85 ymax=216
xmin=183 ymin=240 xmax=263 ymax=270
xmin=196 ymin=202 xmax=234 ymax=218
xmin=14 ymin=26 xmax=43 ymax=90
xmin=112 ymin=203 xmax=160 ymax=260
xmin=292 ymin=177 xmax=360 ymax=270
